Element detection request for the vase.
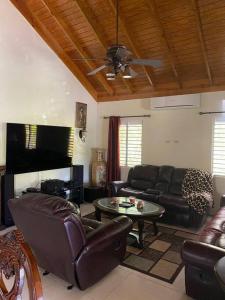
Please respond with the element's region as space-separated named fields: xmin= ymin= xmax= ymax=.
xmin=91 ymin=148 xmax=106 ymax=187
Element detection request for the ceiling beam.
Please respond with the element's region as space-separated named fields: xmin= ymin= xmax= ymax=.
xmin=191 ymin=0 xmax=213 ymax=85
xmin=40 ymin=0 xmax=114 ymax=96
xmin=98 ymin=83 xmax=225 ymax=102
xmin=144 ymin=0 xmax=182 ymax=89
xmin=10 ymin=0 xmax=98 ymax=100
xmin=73 ymin=0 xmax=134 ymax=94
xmin=107 ymin=0 xmax=154 ymax=87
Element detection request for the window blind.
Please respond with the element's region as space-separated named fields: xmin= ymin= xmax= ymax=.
xmin=119 ymin=122 xmax=142 ymax=167
xmin=212 ymin=120 xmax=225 ymax=175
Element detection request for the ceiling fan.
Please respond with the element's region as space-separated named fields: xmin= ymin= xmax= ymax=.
xmin=72 ymin=0 xmax=162 ymax=80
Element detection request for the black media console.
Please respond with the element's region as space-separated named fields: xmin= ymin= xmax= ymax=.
xmin=1 ymin=165 xmax=84 ymax=227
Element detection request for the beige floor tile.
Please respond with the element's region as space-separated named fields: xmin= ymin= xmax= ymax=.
xmin=105 ymin=273 xmax=191 ymax=300
xmin=84 ymin=265 xmax=131 ymax=300
xmin=149 ymin=240 xmax=171 ymax=252
xmin=173 ymin=268 xmax=186 ymax=292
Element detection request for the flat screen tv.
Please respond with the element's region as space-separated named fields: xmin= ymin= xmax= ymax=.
xmin=6 ymin=123 xmax=74 ymax=174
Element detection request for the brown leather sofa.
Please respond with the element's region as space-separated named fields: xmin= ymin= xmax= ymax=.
xmin=181 ymin=206 xmax=225 ymax=300
xmin=111 ymin=165 xmax=209 ymax=228
xmin=8 ymin=193 xmax=132 ymax=290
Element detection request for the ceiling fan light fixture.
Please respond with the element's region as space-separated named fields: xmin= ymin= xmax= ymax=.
xmin=106 ymin=65 xmax=116 ymax=77
xmin=122 ymin=66 xmax=132 ymax=79
xmin=106 ymin=71 xmax=115 ymax=77
xmin=107 ymin=75 xmax=115 ymax=80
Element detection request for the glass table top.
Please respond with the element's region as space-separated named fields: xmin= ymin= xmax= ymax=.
xmin=94 ymin=197 xmax=165 ymax=217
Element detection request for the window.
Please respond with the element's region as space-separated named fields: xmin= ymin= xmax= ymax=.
xmin=212 ymin=119 xmax=225 ymax=175
xmin=119 ymin=120 xmax=143 ymax=167
xmin=25 ymin=124 xmax=37 ymax=149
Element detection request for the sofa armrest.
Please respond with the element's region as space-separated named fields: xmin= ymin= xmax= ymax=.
xmin=182 ymin=240 xmax=225 ymax=271
xmin=84 ymin=215 xmax=132 ymax=250
xmin=110 ymin=181 xmax=128 ymax=196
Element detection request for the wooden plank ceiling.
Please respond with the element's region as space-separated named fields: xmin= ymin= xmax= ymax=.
xmin=10 ymin=0 xmax=225 ymax=102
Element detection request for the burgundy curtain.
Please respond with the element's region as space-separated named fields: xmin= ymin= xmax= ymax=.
xmin=106 ymin=116 xmax=121 ymax=184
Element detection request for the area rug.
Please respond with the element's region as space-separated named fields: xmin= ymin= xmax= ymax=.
xmin=84 ymin=212 xmax=199 ymax=284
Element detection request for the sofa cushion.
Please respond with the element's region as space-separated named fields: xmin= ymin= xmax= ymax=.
xmin=130 ymin=179 xmax=153 ymax=190
xmin=158 ymin=193 xmax=190 ymax=213
xmin=155 ymin=182 xmax=170 ymax=193
xmin=145 ymin=188 xmax=161 ymax=195
xmin=132 ymin=165 xmax=159 ymax=182
xmin=127 ymin=168 xmax=134 ymax=184
xmin=155 ymin=166 xmax=174 ymax=192
xmin=169 ymin=168 xmax=187 ymax=195
xmin=140 ymin=192 xmax=159 ymax=203
xmin=119 ymin=187 xmax=143 ymax=198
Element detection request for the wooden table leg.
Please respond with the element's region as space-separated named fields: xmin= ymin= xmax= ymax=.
xmin=138 ymin=219 xmax=144 ymax=248
xmin=95 ymin=207 xmax=101 ymax=221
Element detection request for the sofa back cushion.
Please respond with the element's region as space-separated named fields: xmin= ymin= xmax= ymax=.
xmin=127 ymin=168 xmax=133 ymax=184
xmin=169 ymin=168 xmax=187 ymax=195
xmin=130 ymin=165 xmax=159 ymax=189
xmin=130 ymin=179 xmax=154 ymax=190
xmin=155 ymin=165 xmax=174 ymax=192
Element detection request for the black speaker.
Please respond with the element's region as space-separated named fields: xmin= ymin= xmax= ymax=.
xmin=1 ymin=174 xmax=14 ymax=226
xmin=71 ymin=165 xmax=83 ymax=187
xmin=70 ymin=165 xmax=84 ymax=205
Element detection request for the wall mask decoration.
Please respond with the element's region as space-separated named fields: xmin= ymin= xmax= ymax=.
xmin=75 ymin=102 xmax=87 ymax=142
xmin=76 ymin=102 xmax=87 ymax=129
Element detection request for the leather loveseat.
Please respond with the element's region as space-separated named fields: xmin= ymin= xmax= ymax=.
xmin=8 ymin=193 xmax=132 ymax=290
xmin=181 ymin=206 xmax=225 ymax=300
xmin=111 ymin=165 xmax=209 ymax=228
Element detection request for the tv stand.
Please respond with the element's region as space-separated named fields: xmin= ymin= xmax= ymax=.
xmin=1 ymin=165 xmax=84 ymax=227
xmin=39 ymin=177 xmax=84 ymax=205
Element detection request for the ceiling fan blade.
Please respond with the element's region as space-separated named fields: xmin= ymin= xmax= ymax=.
xmin=130 ymin=59 xmax=162 ymax=67
xmin=87 ymin=65 xmax=107 ymax=75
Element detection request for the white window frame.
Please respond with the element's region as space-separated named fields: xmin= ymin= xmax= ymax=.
xmin=212 ymin=116 xmax=225 ymax=177
xmin=119 ymin=118 xmax=143 ymax=167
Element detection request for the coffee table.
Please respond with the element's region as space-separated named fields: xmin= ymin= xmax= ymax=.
xmin=93 ymin=197 xmax=165 ymax=248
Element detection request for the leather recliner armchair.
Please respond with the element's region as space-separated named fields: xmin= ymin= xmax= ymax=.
xmin=181 ymin=206 xmax=225 ymax=300
xmin=8 ymin=193 xmax=132 ymax=290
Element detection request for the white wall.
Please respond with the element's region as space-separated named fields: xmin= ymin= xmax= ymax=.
xmin=0 ymin=0 xmax=97 ymax=193
xmin=97 ymin=92 xmax=225 ymax=213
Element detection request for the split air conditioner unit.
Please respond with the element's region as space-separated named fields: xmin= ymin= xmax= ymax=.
xmin=150 ymin=94 xmax=200 ymax=110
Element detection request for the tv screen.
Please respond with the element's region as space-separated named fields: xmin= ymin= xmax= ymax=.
xmin=6 ymin=123 xmax=74 ymax=174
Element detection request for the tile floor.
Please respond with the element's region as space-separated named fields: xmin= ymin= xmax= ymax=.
xmin=1 ymin=202 xmax=192 ymax=300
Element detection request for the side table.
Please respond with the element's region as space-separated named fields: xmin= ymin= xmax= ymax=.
xmin=84 ymin=186 xmax=107 ymax=203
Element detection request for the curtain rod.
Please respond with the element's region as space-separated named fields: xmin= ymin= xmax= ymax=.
xmin=199 ymin=111 xmax=225 ymax=115
xmin=103 ymin=114 xmax=151 ymax=119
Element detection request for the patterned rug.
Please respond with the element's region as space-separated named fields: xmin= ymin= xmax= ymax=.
xmin=84 ymin=212 xmax=198 ymax=283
